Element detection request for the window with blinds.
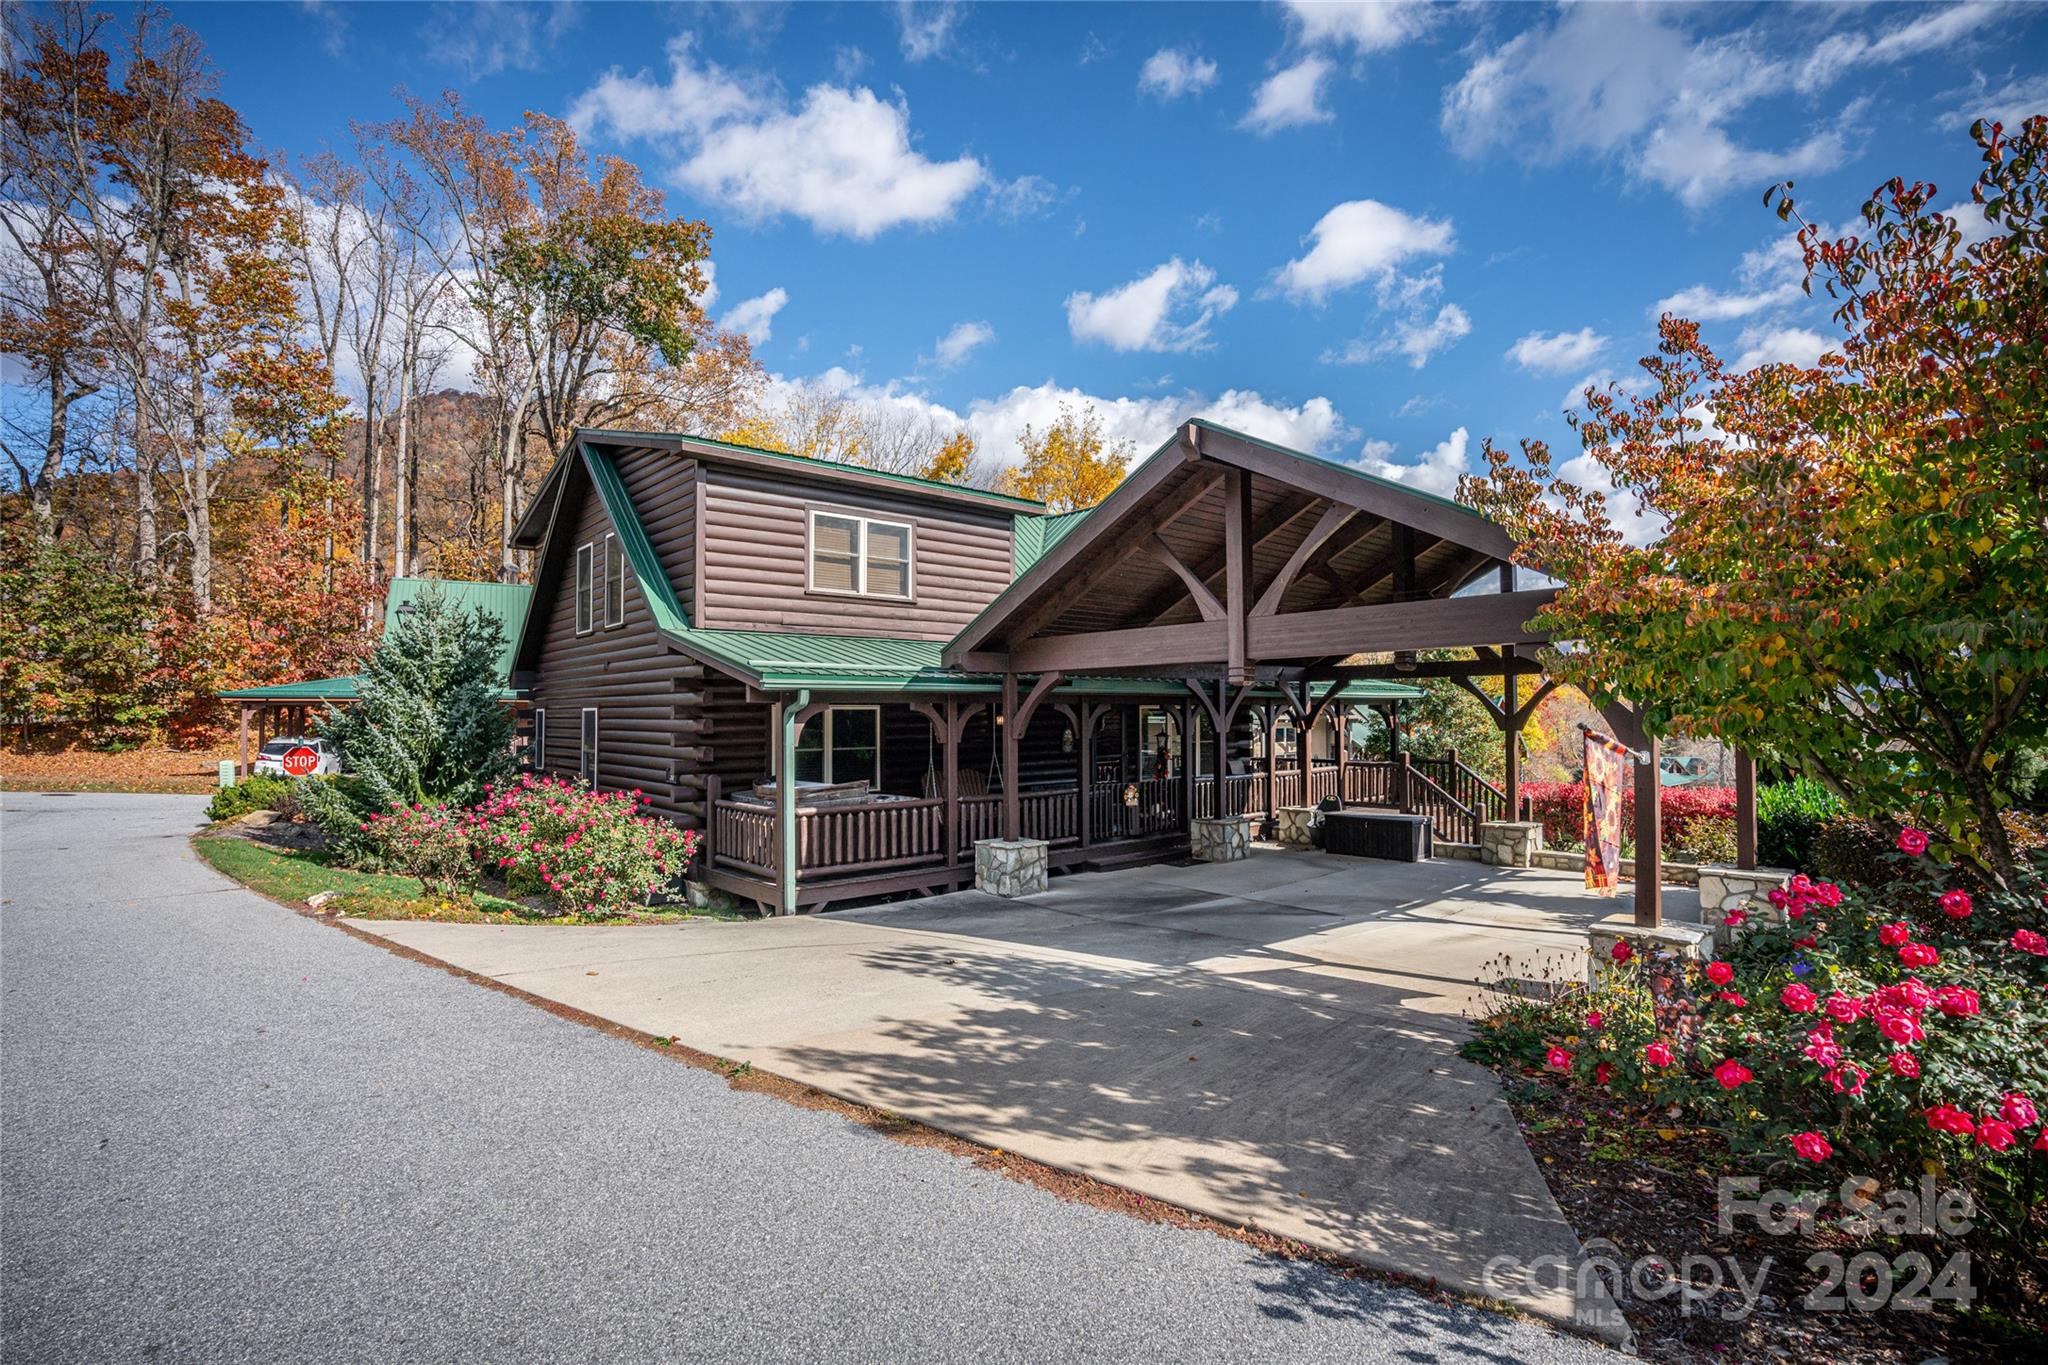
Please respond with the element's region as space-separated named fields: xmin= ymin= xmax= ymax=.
xmin=807 ymin=510 xmax=913 ymax=599
xmin=603 ymin=533 xmax=625 ymax=626
xmin=574 ymin=543 xmax=594 ymax=634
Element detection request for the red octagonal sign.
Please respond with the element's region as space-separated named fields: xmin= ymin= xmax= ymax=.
xmin=280 ymin=746 xmax=320 ymax=778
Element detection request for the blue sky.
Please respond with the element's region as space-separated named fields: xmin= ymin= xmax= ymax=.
xmin=175 ymin=1 xmax=2043 ymax=500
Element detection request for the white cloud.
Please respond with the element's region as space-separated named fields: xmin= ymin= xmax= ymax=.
xmin=1732 ymin=324 xmax=1830 ymax=371
xmin=1285 ymin=0 xmax=1437 ymax=53
xmin=572 ymin=37 xmax=991 ymax=239
xmin=1324 ymin=303 xmax=1471 ymax=369
xmin=420 ymin=0 xmax=579 ymax=78
xmin=1656 ymin=234 xmax=1807 ymax=321
xmin=1441 ymin=4 xmax=1863 ymax=207
xmin=1354 ymin=427 xmax=1470 ymax=500
xmin=1798 ymin=3 xmax=2000 ymax=94
xmin=1139 ymin=48 xmax=1218 ymax=100
xmin=1559 ymin=369 xmax=1618 ymax=412
xmin=1938 ymin=70 xmax=2048 ymax=131
xmin=1557 ymin=451 xmax=1666 ymax=547
xmin=692 ymin=258 xmax=719 ymax=313
xmin=1942 ymin=199 xmax=2000 ymax=247
xmin=1242 ymin=56 xmax=1334 ymax=134
xmin=895 ymin=1 xmax=962 ymax=63
xmin=725 ymin=287 xmax=789 ymax=344
xmin=1275 ymin=199 xmax=1455 ymax=304
xmin=1065 ymin=258 xmax=1239 ymax=353
xmin=1507 ymin=327 xmax=1608 ymax=375
xmin=932 ymin=319 xmax=995 ymax=369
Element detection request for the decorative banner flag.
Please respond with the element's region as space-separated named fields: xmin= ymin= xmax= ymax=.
xmin=1583 ymin=729 xmax=1632 ymax=895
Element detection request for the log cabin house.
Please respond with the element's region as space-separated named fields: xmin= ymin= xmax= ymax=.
xmin=507 ymin=424 xmax=1604 ymax=916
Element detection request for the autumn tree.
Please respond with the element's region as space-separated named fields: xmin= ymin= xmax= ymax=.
xmin=996 ymin=403 xmax=1132 ymax=512
xmin=920 ymin=429 xmax=977 ymax=484
xmin=1465 ymin=118 xmax=2048 ymax=881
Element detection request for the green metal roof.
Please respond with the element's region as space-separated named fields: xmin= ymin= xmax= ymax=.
xmin=1012 ymin=506 xmax=1095 ymax=576
xmin=582 ymin=445 xmax=690 ymax=634
xmin=220 ymin=675 xmax=366 ymax=701
xmin=384 ymin=577 xmax=533 ymax=679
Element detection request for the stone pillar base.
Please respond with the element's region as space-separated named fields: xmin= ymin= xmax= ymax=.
xmin=1190 ymin=815 xmax=1251 ymax=862
xmin=1274 ymin=805 xmax=1319 ymax=849
xmin=1586 ymin=913 xmax=1715 ymax=984
xmin=1478 ymin=820 xmax=1545 ymax=868
xmin=1697 ymin=864 xmax=1795 ymax=946
xmin=975 ymin=838 xmax=1049 ymax=897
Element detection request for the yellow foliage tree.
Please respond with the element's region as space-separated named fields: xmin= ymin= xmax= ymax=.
xmin=718 ymin=415 xmax=793 ymax=455
xmin=919 ymin=429 xmax=975 ymax=484
xmin=994 ymin=403 xmax=1132 ymax=512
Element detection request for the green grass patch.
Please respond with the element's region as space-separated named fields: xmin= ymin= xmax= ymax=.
xmin=194 ymin=833 xmax=752 ymax=925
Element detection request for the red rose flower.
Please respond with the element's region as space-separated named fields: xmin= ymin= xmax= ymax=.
xmin=1546 ymin=1046 xmax=1572 ymax=1071
xmin=1824 ymin=993 xmax=1864 ymax=1023
xmin=1593 ymin=1062 xmax=1613 ymax=1087
xmin=1714 ymin=1059 xmax=1752 ymax=1089
xmin=1934 ymin=987 xmax=1980 ymax=1017
xmin=2012 ymin=929 xmax=2048 ymax=956
xmin=1896 ymin=828 xmax=1929 ymax=856
xmin=1705 ymin=961 xmax=1735 ymax=986
xmin=2001 ymin=1093 xmax=2039 ymax=1129
xmin=1889 ymin=1051 xmax=1920 ymax=1079
xmin=1723 ymin=908 xmax=1748 ymax=928
xmin=1898 ymin=943 xmax=1940 ymax=968
xmin=1879 ymin=921 xmax=1912 ymax=946
xmin=1781 ymin=983 xmax=1819 ymax=1013
xmin=1585 ymin=1011 xmax=1604 ymax=1030
xmin=1976 ymin=1118 xmax=2018 ymax=1152
xmin=1716 ymin=991 xmax=1748 ymax=1008
xmin=1788 ymin=1131 xmax=1832 ymax=1162
xmin=1644 ymin=1042 xmax=1675 ymax=1067
xmin=1939 ymin=890 xmax=1973 ymax=919
xmin=1609 ymin=940 xmax=1633 ymax=963
xmin=1925 ymin=1104 xmax=1975 ymax=1135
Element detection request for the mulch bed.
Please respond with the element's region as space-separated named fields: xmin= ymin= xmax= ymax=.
xmin=1 ymin=743 xmax=234 ymax=793
xmin=1501 ymin=1074 xmax=2042 ymax=1363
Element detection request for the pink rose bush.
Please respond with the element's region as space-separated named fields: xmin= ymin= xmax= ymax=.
xmin=1476 ymin=835 xmax=2048 ymax=1258
xmin=470 ymin=774 xmax=700 ymax=917
xmin=363 ymin=774 xmax=701 ymax=918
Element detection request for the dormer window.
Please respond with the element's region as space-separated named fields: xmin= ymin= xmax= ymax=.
xmin=808 ymin=510 xmax=914 ymax=599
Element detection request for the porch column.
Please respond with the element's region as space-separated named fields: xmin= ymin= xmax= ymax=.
xmin=1503 ymin=674 xmax=1522 ymax=822
xmin=944 ymin=700 xmax=963 ymax=869
xmin=1263 ymin=705 xmax=1279 ymax=824
xmin=1734 ymin=748 xmax=1757 ymax=870
xmin=1383 ymin=703 xmax=1401 ymax=763
xmin=1397 ymin=752 xmax=1413 ymax=813
xmin=1179 ymin=698 xmax=1196 ymax=827
xmin=1081 ymin=712 xmax=1097 ymax=847
xmin=1001 ymin=672 xmax=1021 ymax=842
xmin=1212 ymin=700 xmax=1230 ymax=814
xmin=1634 ymin=732 xmax=1663 ymax=927
xmin=1296 ymin=696 xmax=1313 ymax=808
xmin=776 ymin=690 xmax=810 ymax=916
xmin=1334 ymin=705 xmax=1351 ymax=804
xmin=237 ymin=705 xmax=251 ymax=779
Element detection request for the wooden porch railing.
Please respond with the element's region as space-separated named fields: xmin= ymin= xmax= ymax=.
xmin=709 ymin=761 xmax=1484 ymax=885
xmin=1412 ymin=755 xmax=1507 ymax=827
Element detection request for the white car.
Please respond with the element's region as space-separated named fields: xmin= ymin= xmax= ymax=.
xmin=251 ymin=737 xmax=341 ymax=778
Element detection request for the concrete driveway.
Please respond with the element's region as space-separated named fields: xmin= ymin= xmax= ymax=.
xmin=360 ymin=851 xmax=1686 ymax=1336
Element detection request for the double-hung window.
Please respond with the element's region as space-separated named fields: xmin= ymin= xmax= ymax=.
xmin=574 ymin=543 xmax=594 ymax=634
xmin=602 ymin=533 xmax=625 ymax=626
xmin=791 ymin=706 xmax=881 ymax=787
xmin=808 ymin=510 xmax=913 ymax=599
xmin=580 ymin=708 xmax=598 ymax=785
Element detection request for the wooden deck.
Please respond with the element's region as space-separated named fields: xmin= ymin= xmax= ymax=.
xmin=698 ymin=758 xmax=1507 ymax=912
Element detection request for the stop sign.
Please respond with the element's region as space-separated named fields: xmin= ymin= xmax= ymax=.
xmin=280 ymin=746 xmax=320 ymax=778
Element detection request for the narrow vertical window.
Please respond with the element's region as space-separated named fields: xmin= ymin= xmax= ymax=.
xmin=531 ymin=709 xmax=547 ymax=772
xmin=603 ymin=533 xmax=625 ymax=626
xmin=575 ymin=543 xmax=594 ymax=634
xmin=580 ymin=708 xmax=598 ymax=785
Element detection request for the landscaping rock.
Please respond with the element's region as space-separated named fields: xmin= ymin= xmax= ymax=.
xmin=973 ymin=838 xmax=1049 ymax=897
xmin=1189 ymin=815 xmax=1250 ymax=863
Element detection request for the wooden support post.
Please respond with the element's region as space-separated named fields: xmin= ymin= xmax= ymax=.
xmin=1634 ymin=733 xmax=1662 ymax=927
xmin=1224 ymin=467 xmax=1250 ymax=685
xmin=1294 ymin=690 xmax=1314 ymax=808
xmin=1503 ymin=673 xmax=1522 ymax=822
xmin=777 ymin=691 xmax=810 ymax=917
xmin=1073 ymin=705 xmax=1091 ymax=850
xmin=1384 ymin=704 xmax=1402 ymax=764
xmin=1735 ymin=748 xmax=1757 ymax=870
xmin=238 ymin=705 xmax=251 ymax=779
xmin=1334 ymin=705 xmax=1351 ymax=804
xmin=1001 ymin=672 xmax=1021 ymax=842
xmin=1263 ymin=706 xmax=1280 ymax=823
xmin=1397 ymin=752 xmax=1413 ymax=812
xmin=703 ymin=775 xmax=720 ymax=870
xmin=943 ymin=702 xmax=963 ymax=868
xmin=1179 ymin=698 xmax=1196 ymax=827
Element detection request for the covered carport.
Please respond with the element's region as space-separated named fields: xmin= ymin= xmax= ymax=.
xmin=948 ymin=418 xmax=1746 ymax=926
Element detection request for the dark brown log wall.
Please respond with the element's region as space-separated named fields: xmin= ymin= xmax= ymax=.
xmin=696 ymin=464 xmax=1016 ymax=639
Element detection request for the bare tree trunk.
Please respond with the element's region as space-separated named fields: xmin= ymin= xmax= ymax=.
xmin=361 ymin=372 xmax=381 ymax=574
xmin=133 ymin=399 xmax=157 ymax=587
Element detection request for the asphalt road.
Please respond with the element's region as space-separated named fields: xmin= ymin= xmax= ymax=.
xmin=1 ymin=792 xmax=1611 ymax=1364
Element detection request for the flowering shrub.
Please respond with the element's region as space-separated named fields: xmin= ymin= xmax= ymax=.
xmin=1520 ymin=781 xmax=1735 ymax=857
xmin=468 ymin=774 xmax=699 ymax=917
xmin=360 ymin=800 xmax=478 ymax=892
xmin=1499 ymin=836 xmax=2048 ymax=1260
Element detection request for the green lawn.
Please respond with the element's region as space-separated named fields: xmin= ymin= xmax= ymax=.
xmin=193 ymin=835 xmax=427 ymax=903
xmin=193 ymin=833 xmax=752 ymax=924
